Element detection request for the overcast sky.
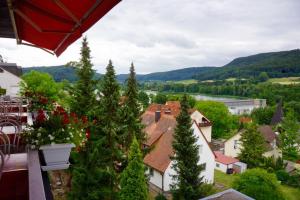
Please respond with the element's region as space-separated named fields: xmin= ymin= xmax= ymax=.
xmin=0 ymin=0 xmax=299 ymax=74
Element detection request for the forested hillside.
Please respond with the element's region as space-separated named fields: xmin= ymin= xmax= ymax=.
xmin=23 ymin=49 xmax=300 ymax=82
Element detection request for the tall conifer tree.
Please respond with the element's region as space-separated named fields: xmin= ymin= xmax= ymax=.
xmin=69 ymin=60 xmax=123 ymax=200
xmin=69 ymin=37 xmax=95 ymax=116
xmin=122 ymin=63 xmax=145 ymax=149
xmin=119 ymin=137 xmax=148 ymax=200
xmin=95 ymin=60 xmax=123 ymax=199
xmin=171 ymin=94 xmax=203 ymax=200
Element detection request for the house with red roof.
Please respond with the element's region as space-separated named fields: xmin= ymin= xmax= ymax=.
xmin=214 ymin=151 xmax=247 ymax=174
xmin=142 ymin=101 xmax=215 ymax=193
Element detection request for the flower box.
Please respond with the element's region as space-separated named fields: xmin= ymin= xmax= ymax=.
xmin=39 ymin=143 xmax=75 ymax=171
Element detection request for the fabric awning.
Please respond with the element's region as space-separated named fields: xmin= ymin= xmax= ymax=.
xmin=1 ymin=0 xmax=121 ymax=56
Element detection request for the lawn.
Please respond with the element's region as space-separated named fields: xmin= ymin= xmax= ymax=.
xmin=214 ymin=170 xmax=300 ymax=200
xmin=167 ymin=79 xmax=198 ymax=85
xmin=268 ymin=77 xmax=300 ymax=85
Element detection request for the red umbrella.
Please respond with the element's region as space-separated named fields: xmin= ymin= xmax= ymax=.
xmin=1 ymin=0 xmax=121 ymax=56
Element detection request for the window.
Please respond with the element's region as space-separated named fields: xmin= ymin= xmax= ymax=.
xmin=216 ymin=163 xmax=220 ymax=168
xmin=149 ymin=168 xmax=154 ymax=176
xmin=234 ymin=140 xmax=238 ymax=149
xmin=200 ymin=163 xmax=206 ymax=171
xmin=199 ymin=145 xmax=203 ymax=154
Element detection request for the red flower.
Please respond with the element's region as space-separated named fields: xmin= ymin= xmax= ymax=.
xmin=86 ymin=129 xmax=90 ymax=139
xmin=39 ymin=96 xmax=48 ymax=104
xmin=36 ymin=110 xmax=46 ymax=122
xmin=62 ymin=114 xmax=70 ymax=125
xmin=82 ymin=116 xmax=88 ymax=124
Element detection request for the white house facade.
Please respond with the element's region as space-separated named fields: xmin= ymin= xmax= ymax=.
xmin=0 ymin=63 xmax=22 ymax=97
xmin=142 ymin=102 xmax=215 ymax=193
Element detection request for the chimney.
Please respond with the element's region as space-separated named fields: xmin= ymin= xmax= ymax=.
xmin=155 ymin=111 xmax=161 ymax=122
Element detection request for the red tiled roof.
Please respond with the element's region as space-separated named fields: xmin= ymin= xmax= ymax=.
xmin=142 ymin=102 xmax=213 ymax=173
xmin=214 ymin=151 xmax=239 ymax=165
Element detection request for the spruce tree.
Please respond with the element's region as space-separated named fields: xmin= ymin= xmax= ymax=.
xmin=69 ymin=37 xmax=96 ymax=116
xmin=69 ymin=60 xmax=123 ymax=200
xmin=119 ymin=137 xmax=148 ymax=200
xmin=95 ymin=60 xmax=123 ymax=199
xmin=238 ymin=123 xmax=265 ymax=168
xmin=122 ymin=63 xmax=145 ymax=149
xmin=171 ymin=94 xmax=203 ymax=200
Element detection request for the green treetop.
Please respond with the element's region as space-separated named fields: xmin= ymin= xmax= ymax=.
xmin=69 ymin=37 xmax=96 ymax=116
xmin=122 ymin=63 xmax=145 ymax=148
xmin=119 ymin=137 xmax=148 ymax=200
xmin=171 ymin=94 xmax=203 ymax=200
xmin=279 ymin=109 xmax=300 ymax=160
xmin=238 ymin=123 xmax=265 ymax=168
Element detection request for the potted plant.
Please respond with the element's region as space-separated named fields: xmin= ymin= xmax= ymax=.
xmin=23 ymin=106 xmax=89 ymax=170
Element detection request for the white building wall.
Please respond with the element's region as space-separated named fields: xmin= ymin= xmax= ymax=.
xmin=224 ymin=132 xmax=242 ymax=158
xmin=190 ymin=111 xmax=212 ymax=142
xmin=215 ymin=162 xmax=229 ymax=173
xmin=0 ymin=68 xmax=21 ymax=97
xmin=162 ymin=122 xmax=215 ymax=191
xmin=148 ymin=168 xmax=163 ymax=189
xmin=228 ymin=105 xmax=255 ymax=115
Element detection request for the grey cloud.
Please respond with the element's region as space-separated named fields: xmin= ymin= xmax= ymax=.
xmin=1 ymin=0 xmax=299 ymax=74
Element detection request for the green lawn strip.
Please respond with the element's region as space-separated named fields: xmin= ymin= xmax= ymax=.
xmin=214 ymin=170 xmax=300 ymax=200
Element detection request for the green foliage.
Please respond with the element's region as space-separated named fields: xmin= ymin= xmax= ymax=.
xmin=0 ymin=87 xmax=6 ymax=95
xmin=69 ymin=37 xmax=96 ymax=117
xmin=155 ymin=194 xmax=167 ymax=200
xmin=69 ymin=60 xmax=123 ymax=200
xmin=276 ymin=170 xmax=290 ymax=183
xmin=94 ymin=60 xmax=123 ymax=198
xmin=141 ymin=80 xmax=300 ymax=107
xmin=195 ymin=101 xmax=238 ymax=138
xmin=233 ymin=168 xmax=284 ymax=200
xmin=122 ymin=63 xmax=145 ymax=148
xmin=171 ymin=95 xmax=203 ymax=200
xmin=154 ymin=93 xmax=167 ymax=104
xmin=137 ymin=91 xmax=149 ymax=109
xmin=279 ymin=110 xmax=300 ymax=160
xmin=20 ymin=70 xmax=60 ymax=111
xmin=119 ymin=137 xmax=148 ymax=200
xmin=166 ymin=94 xmax=196 ymax=108
xmin=238 ymin=124 xmax=265 ymax=168
xmin=251 ymin=106 xmax=275 ymax=125
xmin=198 ymin=184 xmax=216 ymax=197
xmin=284 ymin=101 xmax=300 ymax=121
xmin=258 ymin=72 xmax=270 ymax=82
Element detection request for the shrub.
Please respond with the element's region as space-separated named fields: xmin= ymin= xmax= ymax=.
xmin=155 ymin=193 xmax=167 ymax=200
xmin=233 ymin=168 xmax=284 ymax=200
xmin=276 ymin=170 xmax=290 ymax=183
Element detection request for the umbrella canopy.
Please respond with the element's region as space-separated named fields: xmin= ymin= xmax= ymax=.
xmin=0 ymin=0 xmax=121 ymax=56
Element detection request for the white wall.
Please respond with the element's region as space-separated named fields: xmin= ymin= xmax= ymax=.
xmin=162 ymin=122 xmax=215 ymax=191
xmin=190 ymin=111 xmax=212 ymax=142
xmin=215 ymin=162 xmax=229 ymax=173
xmin=0 ymin=68 xmax=21 ymax=97
xmin=224 ymin=132 xmax=242 ymax=158
xmin=228 ymin=105 xmax=255 ymax=115
xmin=148 ymin=168 xmax=163 ymax=189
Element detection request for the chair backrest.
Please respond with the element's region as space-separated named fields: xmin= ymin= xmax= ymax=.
xmin=0 ymin=119 xmax=21 ymax=153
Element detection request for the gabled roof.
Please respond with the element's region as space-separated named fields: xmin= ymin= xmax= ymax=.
xmin=0 ymin=63 xmax=22 ymax=77
xmin=214 ymin=151 xmax=239 ymax=165
xmin=258 ymin=125 xmax=277 ymax=151
xmin=142 ymin=101 xmax=214 ymax=173
xmin=200 ymin=188 xmax=254 ymax=200
xmin=271 ymin=102 xmax=284 ymax=125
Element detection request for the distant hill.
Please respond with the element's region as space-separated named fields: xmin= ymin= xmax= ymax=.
xmin=23 ymin=49 xmax=300 ymax=82
xmin=23 ymin=65 xmax=216 ymax=83
xmin=193 ymin=49 xmax=300 ymax=80
xmin=23 ymin=65 xmax=102 ymax=82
